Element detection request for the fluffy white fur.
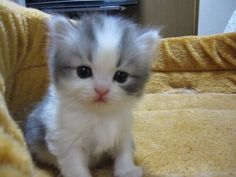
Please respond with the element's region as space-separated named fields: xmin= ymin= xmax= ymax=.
xmin=46 ymin=86 xmax=140 ymax=177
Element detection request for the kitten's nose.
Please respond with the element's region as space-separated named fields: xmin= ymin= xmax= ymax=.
xmin=95 ymin=87 xmax=110 ymax=96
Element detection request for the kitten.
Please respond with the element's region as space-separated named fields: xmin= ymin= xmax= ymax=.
xmin=25 ymin=14 xmax=159 ymax=177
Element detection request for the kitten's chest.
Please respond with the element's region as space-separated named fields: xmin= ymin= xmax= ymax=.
xmin=88 ymin=120 xmax=121 ymax=155
xmin=59 ymin=109 xmax=125 ymax=155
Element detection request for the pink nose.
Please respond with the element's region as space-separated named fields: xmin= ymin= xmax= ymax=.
xmin=95 ymin=87 xmax=110 ymax=96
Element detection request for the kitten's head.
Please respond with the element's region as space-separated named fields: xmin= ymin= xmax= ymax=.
xmin=48 ymin=14 xmax=159 ymax=112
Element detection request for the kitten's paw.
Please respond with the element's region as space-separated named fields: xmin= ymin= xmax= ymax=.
xmin=115 ymin=166 xmax=143 ymax=177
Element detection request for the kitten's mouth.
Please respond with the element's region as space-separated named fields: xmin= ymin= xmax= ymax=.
xmin=94 ymin=96 xmax=108 ymax=103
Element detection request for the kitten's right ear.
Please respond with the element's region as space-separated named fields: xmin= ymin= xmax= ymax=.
xmin=48 ymin=15 xmax=72 ymax=35
xmin=47 ymin=15 xmax=78 ymax=39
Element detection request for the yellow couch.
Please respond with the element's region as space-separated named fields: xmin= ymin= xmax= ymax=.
xmin=0 ymin=1 xmax=236 ymax=177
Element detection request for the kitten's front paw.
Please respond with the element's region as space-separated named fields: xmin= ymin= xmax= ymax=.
xmin=115 ymin=166 xmax=143 ymax=177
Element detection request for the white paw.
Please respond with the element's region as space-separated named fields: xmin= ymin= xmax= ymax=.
xmin=115 ymin=166 xmax=143 ymax=177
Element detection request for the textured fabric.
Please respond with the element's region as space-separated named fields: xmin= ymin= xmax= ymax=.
xmin=0 ymin=1 xmax=51 ymax=177
xmin=0 ymin=0 xmax=49 ymax=123
xmin=146 ymin=71 xmax=236 ymax=94
xmin=0 ymin=1 xmax=236 ymax=177
xmin=146 ymin=32 xmax=236 ymax=93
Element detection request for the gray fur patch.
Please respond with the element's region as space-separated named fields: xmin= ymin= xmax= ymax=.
xmin=24 ymin=94 xmax=57 ymax=165
xmin=24 ymin=103 xmax=47 ymax=150
xmin=48 ymin=15 xmax=99 ymax=83
xmin=121 ymin=73 xmax=149 ymax=96
xmin=116 ymin=19 xmax=151 ymax=96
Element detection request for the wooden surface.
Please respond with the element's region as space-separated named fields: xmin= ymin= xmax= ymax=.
xmin=139 ymin=0 xmax=199 ymax=37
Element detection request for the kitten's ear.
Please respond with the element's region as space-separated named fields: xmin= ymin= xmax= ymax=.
xmin=137 ymin=30 xmax=160 ymax=53
xmin=47 ymin=16 xmax=80 ymax=44
xmin=48 ymin=16 xmax=74 ymax=35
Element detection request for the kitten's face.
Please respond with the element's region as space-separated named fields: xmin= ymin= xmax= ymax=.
xmin=48 ymin=15 xmax=159 ymax=111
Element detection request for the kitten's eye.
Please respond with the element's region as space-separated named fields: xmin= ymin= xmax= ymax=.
xmin=76 ymin=66 xmax=92 ymax=79
xmin=114 ymin=71 xmax=128 ymax=83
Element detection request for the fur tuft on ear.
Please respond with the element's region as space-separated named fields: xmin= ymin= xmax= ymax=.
xmin=136 ymin=30 xmax=160 ymax=65
xmin=48 ymin=15 xmax=73 ymax=35
xmin=47 ymin=15 xmax=80 ymax=46
xmin=137 ymin=30 xmax=160 ymax=52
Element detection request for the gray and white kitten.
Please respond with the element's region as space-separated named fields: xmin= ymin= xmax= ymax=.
xmin=25 ymin=14 xmax=159 ymax=177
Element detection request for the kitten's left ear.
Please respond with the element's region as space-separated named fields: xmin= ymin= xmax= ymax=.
xmin=137 ymin=30 xmax=160 ymax=53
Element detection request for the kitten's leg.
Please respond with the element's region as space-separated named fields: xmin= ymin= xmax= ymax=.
xmin=57 ymin=147 xmax=91 ymax=177
xmin=114 ymin=137 xmax=143 ymax=177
